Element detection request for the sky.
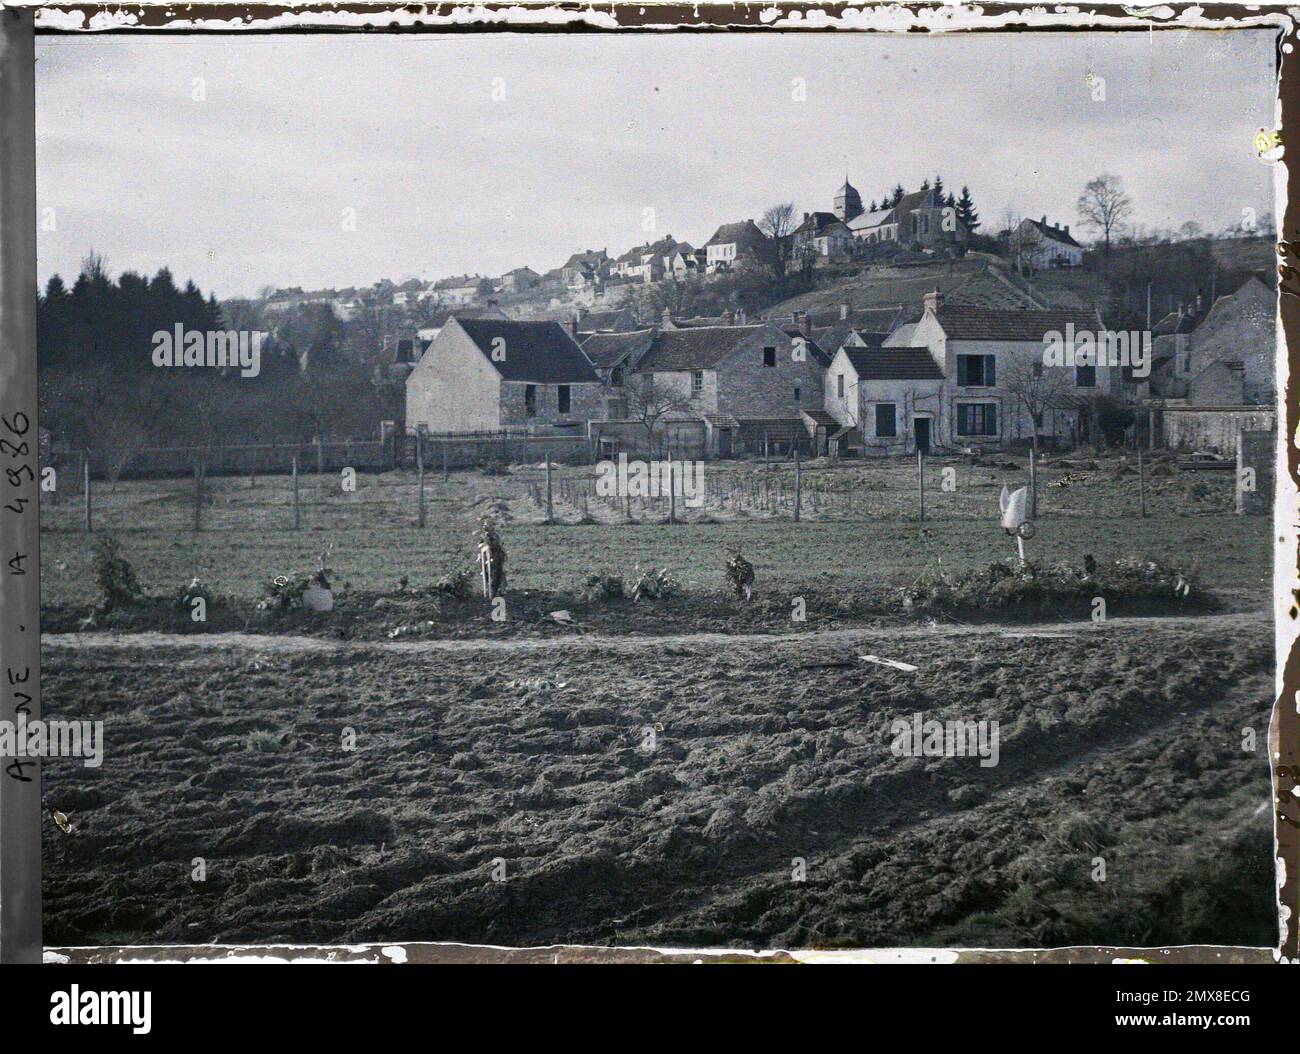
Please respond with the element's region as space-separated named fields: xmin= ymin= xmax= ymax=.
xmin=34 ymin=29 xmax=1279 ymax=300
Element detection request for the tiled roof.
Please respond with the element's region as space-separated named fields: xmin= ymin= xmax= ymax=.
xmin=454 ymin=318 xmax=599 ymax=383
xmin=933 ymin=305 xmax=1099 ymax=342
xmin=581 ymin=329 xmax=655 ymax=368
xmin=636 ymin=325 xmax=772 ymax=371
xmin=842 ymin=346 xmax=945 ymax=380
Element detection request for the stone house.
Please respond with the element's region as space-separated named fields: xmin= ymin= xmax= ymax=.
xmin=406 ymin=317 xmax=602 ymax=434
xmin=561 ymin=249 xmax=610 ymax=290
xmin=824 ymin=344 xmax=949 ymax=455
xmin=499 ymin=266 xmax=540 ymax=292
xmin=432 ymin=275 xmax=491 ymax=306
xmin=792 ymin=211 xmax=854 ymax=261
xmin=703 ymin=220 xmax=773 ymax=274
xmin=898 ymin=292 xmax=1109 ymax=447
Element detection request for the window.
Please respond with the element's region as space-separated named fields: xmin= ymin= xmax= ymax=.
xmin=956 ymin=354 xmax=995 ymax=387
xmin=557 ymin=385 xmax=571 ymax=414
xmin=1075 ymin=364 xmax=1097 ymax=388
xmin=524 ymin=384 xmax=537 ymax=417
xmin=610 ymin=366 xmax=623 ymax=387
xmin=837 ymin=374 xmax=845 ymax=398
xmin=763 ymin=346 xmax=777 ymax=368
xmin=794 ymin=387 xmax=802 ymax=405
xmin=957 ymin=402 xmax=999 ymax=437
xmin=875 ymin=403 xmax=897 ymax=438
xmin=691 ymin=370 xmax=704 ymax=398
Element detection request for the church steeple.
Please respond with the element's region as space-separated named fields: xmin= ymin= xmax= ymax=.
xmin=834 ymin=176 xmax=863 ymax=222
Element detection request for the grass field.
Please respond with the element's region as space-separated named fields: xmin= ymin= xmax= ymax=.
xmin=39 ymin=454 xmax=1268 ymax=608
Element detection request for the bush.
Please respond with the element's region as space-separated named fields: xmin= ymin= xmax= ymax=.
xmin=173 ymin=577 xmax=214 ymax=612
xmin=901 ymin=556 xmax=1200 ymax=614
xmin=90 ymin=535 xmax=143 ymax=611
xmin=430 ymin=568 xmax=473 ymax=599
xmin=580 ymin=573 xmax=625 ymax=602
xmin=630 ymin=565 xmax=675 ymax=602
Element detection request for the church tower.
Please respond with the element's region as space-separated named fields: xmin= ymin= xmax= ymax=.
xmin=834 ymin=177 xmax=863 ymax=222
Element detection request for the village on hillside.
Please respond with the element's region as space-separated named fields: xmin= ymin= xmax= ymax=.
xmin=367 ymin=176 xmax=1275 ymax=464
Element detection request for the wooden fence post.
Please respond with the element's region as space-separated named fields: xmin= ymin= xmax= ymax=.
xmin=917 ymin=448 xmax=926 ymax=522
xmin=292 ymin=454 xmax=300 ymax=530
xmin=83 ymin=453 xmax=91 ymax=533
xmin=193 ymin=457 xmax=203 ymax=532
xmin=1137 ymin=441 xmax=1147 ymax=518
xmin=793 ymin=443 xmax=801 ymax=522
xmin=417 ymin=438 xmax=426 ymax=528
xmin=545 ymin=452 xmax=553 ymax=524
xmin=442 ymin=441 xmax=449 ymax=483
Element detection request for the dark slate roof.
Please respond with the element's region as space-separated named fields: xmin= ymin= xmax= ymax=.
xmin=933 ymin=305 xmax=1099 ymax=342
xmin=704 ymin=220 xmax=769 ymax=250
xmin=810 ymin=323 xmax=858 ymax=358
xmin=454 ymin=318 xmax=599 ymax=383
xmin=778 ymin=327 xmax=833 ymax=367
xmin=581 ymin=329 xmax=655 ymax=369
xmin=636 ymin=325 xmax=771 ymax=371
xmin=1028 ymin=218 xmax=1082 ymax=248
xmin=794 ymin=211 xmax=843 ymax=236
xmin=842 ymin=346 xmax=945 ymax=380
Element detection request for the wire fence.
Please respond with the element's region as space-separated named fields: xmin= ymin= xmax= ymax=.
xmin=37 ymin=448 xmax=1237 ymax=536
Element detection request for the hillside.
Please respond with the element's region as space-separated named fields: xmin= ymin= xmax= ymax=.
xmin=761 ymin=236 xmax=1276 ymax=329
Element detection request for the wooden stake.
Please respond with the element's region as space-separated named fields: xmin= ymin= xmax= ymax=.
xmin=1137 ymin=441 xmax=1147 ymax=518
xmin=793 ymin=443 xmax=801 ymax=522
xmin=292 ymin=454 xmax=300 ymax=530
xmin=417 ymin=439 xmax=426 ymax=528
xmin=917 ymin=448 xmax=925 ymax=522
xmin=193 ymin=457 xmax=203 ymax=532
xmin=545 ymin=452 xmax=553 ymax=524
xmin=83 ymin=453 xmax=91 ymax=533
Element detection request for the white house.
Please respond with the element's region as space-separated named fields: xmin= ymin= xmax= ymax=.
xmin=824 ymin=344 xmax=949 ymax=455
xmin=1017 ymin=216 xmax=1084 ymax=268
xmin=896 ymin=291 xmax=1113 ymax=447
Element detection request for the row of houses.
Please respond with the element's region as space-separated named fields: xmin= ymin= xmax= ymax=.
xmin=405 ymin=291 xmax=1141 ymax=457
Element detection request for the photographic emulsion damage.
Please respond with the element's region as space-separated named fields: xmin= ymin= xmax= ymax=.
xmin=1 ymin=3 xmax=1298 ymax=980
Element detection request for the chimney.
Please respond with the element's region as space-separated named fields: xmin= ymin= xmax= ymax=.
xmin=1195 ymin=290 xmax=1204 ymax=314
xmin=923 ymin=288 xmax=943 ymax=314
xmin=661 ymin=307 xmax=672 ymax=329
xmin=840 ymin=302 xmax=849 ymax=321
xmin=1040 ymin=215 xmax=1047 ymax=225
xmin=801 ymin=312 xmax=812 ymax=338
xmin=737 ymin=308 xmax=748 ymax=325
xmin=1064 ymin=225 xmax=1070 ymax=236
xmin=722 ymin=307 xmax=735 ymax=326
xmin=568 ymin=315 xmax=579 ymax=340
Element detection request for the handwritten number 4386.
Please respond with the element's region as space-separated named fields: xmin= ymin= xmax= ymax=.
xmin=2 ymin=411 xmax=31 ymax=513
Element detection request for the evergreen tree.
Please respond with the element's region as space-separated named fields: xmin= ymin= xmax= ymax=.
xmin=956 ymin=186 xmax=980 ymax=233
xmin=890 ymin=184 xmax=906 ymax=207
xmin=933 ymin=174 xmax=945 ymax=199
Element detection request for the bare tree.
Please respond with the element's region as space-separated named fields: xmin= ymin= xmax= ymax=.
xmin=1010 ymin=219 xmax=1048 ymax=276
xmin=1076 ymin=174 xmax=1133 ymax=256
xmin=758 ymin=201 xmax=798 ymax=278
xmin=627 ymin=376 xmax=693 ymax=456
xmin=1000 ymin=349 xmax=1079 ymax=514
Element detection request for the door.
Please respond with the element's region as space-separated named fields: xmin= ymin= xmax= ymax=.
xmin=914 ymin=417 xmax=931 ymax=455
xmin=718 ymin=428 xmax=733 ymax=458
